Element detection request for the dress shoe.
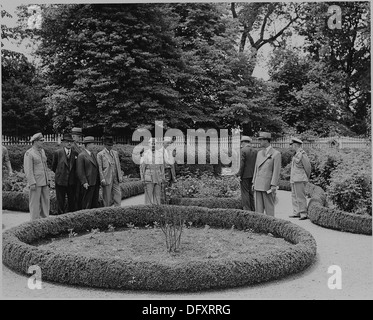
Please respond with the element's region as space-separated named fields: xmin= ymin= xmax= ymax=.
xmin=289 ymin=215 xmax=301 ymax=218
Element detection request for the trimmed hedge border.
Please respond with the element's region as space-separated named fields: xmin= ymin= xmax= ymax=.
xmin=2 ymin=180 xmax=145 ymax=215
xmin=171 ymin=180 xmax=371 ymax=235
xmin=305 ymin=184 xmax=372 ymax=235
xmin=2 ymin=205 xmax=317 ymax=292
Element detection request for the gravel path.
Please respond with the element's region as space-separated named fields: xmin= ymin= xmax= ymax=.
xmin=2 ymin=191 xmax=372 ymax=300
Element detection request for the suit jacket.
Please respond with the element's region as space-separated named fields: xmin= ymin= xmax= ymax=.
xmin=253 ymin=146 xmax=281 ymax=192
xmin=52 ymin=148 xmax=78 ymax=186
xmin=71 ymin=142 xmax=84 ymax=155
xmin=290 ymin=148 xmax=311 ymax=183
xmin=76 ymin=149 xmax=100 ymax=186
xmin=23 ymin=147 xmax=50 ymax=187
xmin=97 ymin=148 xmax=123 ymax=185
xmin=237 ymin=146 xmax=257 ymax=179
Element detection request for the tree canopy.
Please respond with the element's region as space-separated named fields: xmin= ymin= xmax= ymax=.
xmin=1 ymin=2 xmax=371 ymax=138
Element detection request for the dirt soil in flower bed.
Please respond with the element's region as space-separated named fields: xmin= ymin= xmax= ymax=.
xmin=33 ymin=227 xmax=294 ymax=263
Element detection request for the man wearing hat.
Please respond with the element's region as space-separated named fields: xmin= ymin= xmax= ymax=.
xmin=23 ymin=133 xmax=50 ymax=221
xmin=52 ymin=133 xmax=79 ymax=214
xmin=71 ymin=127 xmax=84 ymax=209
xmin=252 ymin=132 xmax=281 ymax=216
xmin=76 ymin=136 xmax=100 ymax=209
xmin=236 ymin=136 xmax=257 ymax=211
xmin=289 ymin=137 xmax=312 ymax=220
xmin=97 ymin=136 xmax=123 ymax=207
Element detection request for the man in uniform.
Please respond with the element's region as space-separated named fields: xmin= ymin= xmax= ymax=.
xmin=52 ymin=133 xmax=79 ymax=214
xmin=23 ymin=133 xmax=50 ymax=221
xmin=76 ymin=136 xmax=100 ymax=209
xmin=288 ymin=137 xmax=312 ymax=220
xmin=252 ymin=132 xmax=281 ymax=217
xmin=71 ymin=127 xmax=84 ymax=209
xmin=97 ymin=136 xmax=123 ymax=207
xmin=236 ymin=136 xmax=257 ymax=211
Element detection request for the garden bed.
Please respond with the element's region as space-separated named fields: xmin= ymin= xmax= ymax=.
xmin=34 ymin=226 xmax=294 ymax=263
xmin=2 ymin=205 xmax=317 ymax=292
xmin=2 ymin=180 xmax=145 ymax=214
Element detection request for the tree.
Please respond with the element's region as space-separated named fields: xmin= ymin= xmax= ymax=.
xmin=1 ymin=6 xmax=52 ymax=137
xmin=296 ymin=1 xmax=371 ymax=136
xmin=269 ymin=47 xmax=356 ymax=136
xmin=37 ymin=4 xmax=185 ymax=135
xmin=230 ymin=2 xmax=303 ymax=75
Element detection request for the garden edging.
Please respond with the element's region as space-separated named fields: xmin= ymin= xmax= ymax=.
xmin=2 ymin=204 xmax=317 ymax=291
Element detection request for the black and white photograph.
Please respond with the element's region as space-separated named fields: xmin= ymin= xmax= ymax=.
xmin=1 ymin=0 xmax=372 ymax=304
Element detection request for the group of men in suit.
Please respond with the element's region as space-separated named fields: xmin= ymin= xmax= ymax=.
xmin=23 ymin=128 xmax=123 ymax=221
xmin=237 ymin=131 xmax=311 ymax=219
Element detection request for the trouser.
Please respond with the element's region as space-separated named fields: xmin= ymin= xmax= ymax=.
xmin=254 ymin=190 xmax=276 ymax=217
xmin=29 ymin=185 xmax=50 ymax=221
xmin=81 ymin=184 xmax=100 ymax=209
xmin=145 ymin=183 xmax=162 ymax=205
xmin=75 ymin=182 xmax=83 ymax=210
xmin=102 ymin=179 xmax=122 ymax=207
xmin=55 ymin=184 xmax=76 ymax=214
xmin=291 ymin=182 xmax=308 ymax=217
xmin=240 ymin=178 xmax=255 ymax=211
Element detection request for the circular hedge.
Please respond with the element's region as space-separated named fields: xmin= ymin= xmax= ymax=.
xmin=2 ymin=205 xmax=317 ymax=292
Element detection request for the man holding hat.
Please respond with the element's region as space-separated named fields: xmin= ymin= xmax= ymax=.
xmin=52 ymin=133 xmax=79 ymax=214
xmin=252 ymin=132 xmax=281 ymax=216
xmin=76 ymin=136 xmax=100 ymax=209
xmin=97 ymin=136 xmax=123 ymax=207
xmin=23 ymin=133 xmax=50 ymax=221
xmin=236 ymin=135 xmax=257 ymax=211
xmin=289 ymin=137 xmax=312 ymax=220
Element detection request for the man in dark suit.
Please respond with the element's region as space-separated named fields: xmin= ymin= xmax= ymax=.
xmin=52 ymin=133 xmax=78 ymax=214
xmin=71 ymin=127 xmax=84 ymax=210
xmin=236 ymin=136 xmax=257 ymax=211
xmin=76 ymin=136 xmax=100 ymax=209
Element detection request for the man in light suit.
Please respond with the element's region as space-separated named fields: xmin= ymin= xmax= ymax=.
xmin=289 ymin=137 xmax=312 ymax=220
xmin=76 ymin=136 xmax=100 ymax=209
xmin=23 ymin=133 xmax=50 ymax=221
xmin=236 ymin=136 xmax=257 ymax=211
xmin=252 ymin=132 xmax=281 ymax=216
xmin=52 ymin=133 xmax=79 ymax=214
xmin=97 ymin=136 xmax=123 ymax=207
